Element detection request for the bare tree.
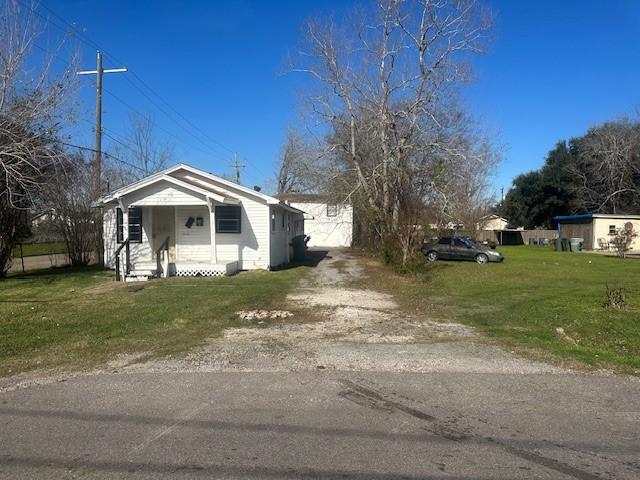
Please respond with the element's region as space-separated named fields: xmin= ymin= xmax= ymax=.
xmin=45 ymin=156 xmax=99 ymax=266
xmin=108 ymin=112 xmax=174 ymax=187
xmin=0 ymin=0 xmax=77 ymax=276
xmin=610 ymin=222 xmax=638 ymax=259
xmin=276 ymin=129 xmax=318 ymax=193
xmin=572 ymin=118 xmax=640 ymax=214
xmin=292 ymin=0 xmax=495 ymax=262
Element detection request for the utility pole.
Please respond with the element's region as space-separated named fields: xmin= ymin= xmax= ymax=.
xmin=229 ymin=153 xmax=245 ymax=184
xmin=77 ymin=51 xmax=126 ymax=267
xmin=77 ymin=51 xmax=127 ymax=197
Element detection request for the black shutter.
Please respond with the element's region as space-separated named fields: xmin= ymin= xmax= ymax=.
xmin=116 ymin=208 xmax=123 ymax=243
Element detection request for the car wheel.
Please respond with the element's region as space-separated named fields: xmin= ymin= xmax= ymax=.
xmin=426 ymin=251 xmax=439 ymax=262
xmin=475 ymin=253 xmax=488 ymax=264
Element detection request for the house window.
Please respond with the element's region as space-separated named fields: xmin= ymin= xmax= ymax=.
xmin=215 ymin=205 xmax=241 ymax=233
xmin=128 ymin=207 xmax=143 ymax=243
xmin=327 ymin=204 xmax=338 ymax=217
xmin=282 ymin=213 xmax=285 ymax=229
xmin=608 ymin=225 xmax=616 ymax=235
xmin=116 ymin=207 xmax=142 ymax=243
xmin=271 ymin=212 xmax=276 ymax=232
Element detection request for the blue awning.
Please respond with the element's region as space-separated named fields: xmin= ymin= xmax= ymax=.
xmin=553 ymin=214 xmax=593 ymax=221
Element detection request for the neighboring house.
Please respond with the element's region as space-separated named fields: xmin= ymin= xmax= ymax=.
xmin=478 ymin=214 xmax=510 ymax=231
xmin=554 ymin=213 xmax=640 ymax=251
xmin=94 ymin=164 xmax=305 ymax=280
xmin=276 ymin=193 xmax=353 ymax=248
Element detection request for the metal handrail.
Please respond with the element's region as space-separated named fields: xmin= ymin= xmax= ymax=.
xmin=155 ymin=236 xmax=170 ymax=278
xmin=114 ymin=238 xmax=130 ymax=281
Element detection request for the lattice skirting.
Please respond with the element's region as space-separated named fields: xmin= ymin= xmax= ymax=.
xmin=172 ymin=262 xmax=238 ymax=277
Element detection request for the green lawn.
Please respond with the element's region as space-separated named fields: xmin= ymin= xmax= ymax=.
xmin=0 ymin=265 xmax=310 ymax=376
xmin=373 ymin=246 xmax=640 ymax=373
xmin=12 ymin=242 xmax=68 ymax=257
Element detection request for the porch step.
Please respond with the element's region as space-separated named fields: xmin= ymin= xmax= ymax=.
xmin=126 ymin=268 xmax=157 ymax=282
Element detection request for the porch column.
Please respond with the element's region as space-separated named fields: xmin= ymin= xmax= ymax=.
xmin=118 ymin=198 xmax=129 ymax=240
xmin=209 ymin=199 xmax=217 ymax=263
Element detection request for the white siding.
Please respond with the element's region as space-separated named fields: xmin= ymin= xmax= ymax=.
xmin=127 ymin=180 xmax=207 ymax=206
xmin=216 ymin=199 xmax=270 ymax=270
xmin=290 ymin=202 xmax=353 ymax=248
xmin=269 ymin=206 xmax=288 ymax=267
xmin=102 ymin=204 xmax=152 ymax=267
xmin=593 ymin=217 xmax=640 ymax=251
xmin=103 ymin=205 xmax=117 ymax=268
xmin=175 ymin=205 xmax=211 ymax=262
xmin=268 ymin=206 xmax=303 ymax=267
xmin=129 ymin=206 xmax=152 ymax=264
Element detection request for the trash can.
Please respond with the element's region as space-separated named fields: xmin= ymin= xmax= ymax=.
xmin=291 ymin=235 xmax=307 ymax=262
xmin=569 ymin=237 xmax=584 ymax=252
xmin=560 ymin=238 xmax=569 ymax=251
xmin=555 ymin=238 xmax=561 ymax=251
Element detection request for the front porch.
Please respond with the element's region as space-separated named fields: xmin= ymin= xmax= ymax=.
xmin=114 ymin=201 xmax=241 ymax=281
xmin=124 ymin=260 xmax=239 ymax=282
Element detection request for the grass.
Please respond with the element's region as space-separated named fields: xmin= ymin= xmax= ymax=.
xmin=0 ymin=264 xmax=311 ymax=376
xmin=12 ymin=242 xmax=68 ymax=257
xmin=365 ymin=246 xmax=640 ymax=373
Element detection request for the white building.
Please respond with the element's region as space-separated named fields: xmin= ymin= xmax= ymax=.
xmin=555 ymin=213 xmax=640 ymax=251
xmin=478 ymin=214 xmax=510 ymax=231
xmin=94 ymin=164 xmax=305 ymax=280
xmin=277 ymin=193 xmax=353 ymax=248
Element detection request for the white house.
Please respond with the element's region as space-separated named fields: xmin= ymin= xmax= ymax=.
xmin=478 ymin=214 xmax=510 ymax=231
xmin=94 ymin=164 xmax=305 ymax=280
xmin=276 ymin=193 xmax=353 ymax=248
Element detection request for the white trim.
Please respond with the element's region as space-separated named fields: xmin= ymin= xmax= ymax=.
xmin=165 ymin=164 xmax=279 ymax=204
xmin=591 ymin=214 xmax=640 ymax=219
xmin=97 ymin=174 xmax=227 ymax=206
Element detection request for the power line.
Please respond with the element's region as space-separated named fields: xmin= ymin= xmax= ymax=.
xmin=33 ymin=1 xmax=262 ymax=169
xmin=57 ymin=141 xmax=146 ymax=173
xmin=22 ymin=0 xmax=270 ymax=184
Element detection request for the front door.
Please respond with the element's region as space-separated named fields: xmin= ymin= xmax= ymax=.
xmin=151 ymin=206 xmax=176 ymax=261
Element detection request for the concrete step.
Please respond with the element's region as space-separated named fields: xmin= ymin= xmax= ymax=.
xmin=128 ymin=269 xmax=156 ymax=277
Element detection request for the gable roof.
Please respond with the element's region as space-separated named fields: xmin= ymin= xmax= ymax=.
xmin=94 ymin=163 xmax=281 ymax=206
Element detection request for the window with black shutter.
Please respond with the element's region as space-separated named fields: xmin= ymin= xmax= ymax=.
xmin=216 ymin=205 xmax=241 ymax=233
xmin=128 ymin=207 xmax=143 ymax=243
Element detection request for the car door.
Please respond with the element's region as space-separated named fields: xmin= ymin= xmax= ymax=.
xmin=451 ymin=237 xmax=474 ymax=261
xmin=437 ymin=237 xmax=452 ymax=259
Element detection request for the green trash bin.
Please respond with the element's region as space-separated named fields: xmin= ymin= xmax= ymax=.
xmin=554 ymin=238 xmax=561 ymax=251
xmin=560 ymin=238 xmax=569 ymax=251
xmin=291 ymin=235 xmax=308 ymax=262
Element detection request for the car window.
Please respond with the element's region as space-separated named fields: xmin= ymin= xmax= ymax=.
xmin=453 ymin=238 xmax=468 ymax=247
xmin=438 ymin=237 xmax=451 ymax=245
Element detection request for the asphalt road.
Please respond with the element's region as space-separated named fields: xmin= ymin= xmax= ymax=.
xmin=1 ymin=370 xmax=639 ymax=479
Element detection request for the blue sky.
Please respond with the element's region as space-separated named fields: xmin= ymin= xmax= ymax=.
xmin=43 ymin=0 xmax=640 ymax=195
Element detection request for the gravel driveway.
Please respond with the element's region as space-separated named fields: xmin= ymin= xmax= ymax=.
xmin=124 ymin=249 xmax=564 ymax=375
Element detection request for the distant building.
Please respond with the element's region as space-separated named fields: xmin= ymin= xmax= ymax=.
xmin=478 ymin=214 xmax=510 ymax=231
xmin=554 ymin=214 xmax=640 ymax=251
xmin=276 ymin=193 xmax=353 ymax=248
